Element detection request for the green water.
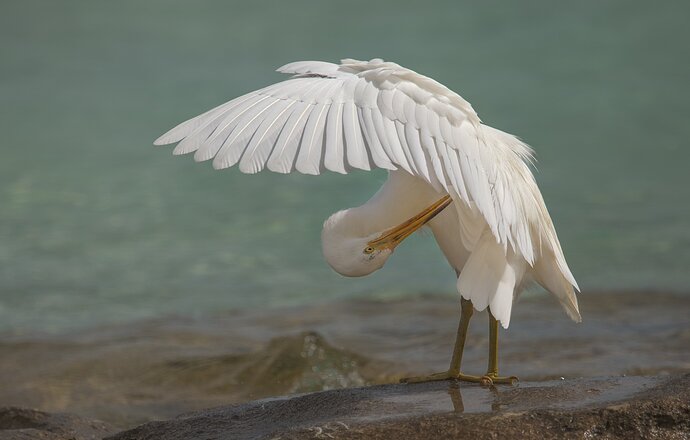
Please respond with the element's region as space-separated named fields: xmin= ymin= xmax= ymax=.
xmin=1 ymin=1 xmax=689 ymax=334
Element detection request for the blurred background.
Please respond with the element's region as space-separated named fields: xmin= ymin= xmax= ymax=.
xmin=1 ymin=0 xmax=688 ymax=428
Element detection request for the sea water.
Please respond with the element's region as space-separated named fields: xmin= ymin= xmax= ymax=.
xmin=1 ymin=0 xmax=689 ymax=335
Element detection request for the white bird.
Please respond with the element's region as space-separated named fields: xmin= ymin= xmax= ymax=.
xmin=154 ymin=58 xmax=581 ymax=385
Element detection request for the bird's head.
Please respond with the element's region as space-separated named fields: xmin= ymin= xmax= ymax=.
xmin=321 ymin=196 xmax=451 ymax=277
xmin=321 ymin=222 xmax=395 ymax=277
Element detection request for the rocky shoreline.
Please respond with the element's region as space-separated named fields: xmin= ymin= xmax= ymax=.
xmin=0 ymin=406 xmax=115 ymax=440
xmin=2 ymin=291 xmax=688 ymax=429
xmin=2 ymin=374 xmax=688 ymax=440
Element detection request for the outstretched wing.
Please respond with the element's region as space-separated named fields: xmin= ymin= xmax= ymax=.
xmin=154 ymin=58 xmax=576 ymax=290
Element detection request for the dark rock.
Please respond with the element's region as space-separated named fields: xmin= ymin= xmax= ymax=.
xmin=0 ymin=407 xmax=116 ymax=440
xmin=107 ymin=374 xmax=690 ymax=440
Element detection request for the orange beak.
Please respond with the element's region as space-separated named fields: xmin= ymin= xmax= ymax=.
xmin=367 ymin=195 xmax=452 ymax=251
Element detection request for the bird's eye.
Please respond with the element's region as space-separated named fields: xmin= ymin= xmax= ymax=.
xmin=363 ymin=246 xmax=375 ymax=254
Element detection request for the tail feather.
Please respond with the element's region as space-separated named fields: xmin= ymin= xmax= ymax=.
xmin=457 ymin=228 xmax=526 ymax=328
xmin=533 ymin=250 xmax=582 ymax=322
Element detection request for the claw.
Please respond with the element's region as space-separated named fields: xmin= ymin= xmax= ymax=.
xmin=481 ymin=374 xmax=519 ymax=386
xmin=401 ymin=371 xmax=502 ymax=385
xmin=400 ymin=371 xmax=457 ymax=384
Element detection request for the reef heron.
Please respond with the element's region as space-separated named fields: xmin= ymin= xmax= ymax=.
xmin=154 ymin=58 xmax=581 ymax=385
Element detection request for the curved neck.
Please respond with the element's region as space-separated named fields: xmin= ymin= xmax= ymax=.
xmin=321 ymin=206 xmax=381 ymax=243
xmin=323 ymin=171 xmax=444 ymax=241
xmin=320 ymin=171 xmax=448 ymax=278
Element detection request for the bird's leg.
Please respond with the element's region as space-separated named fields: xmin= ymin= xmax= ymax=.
xmin=479 ymin=310 xmax=518 ymax=385
xmin=401 ymin=298 xmax=486 ymax=384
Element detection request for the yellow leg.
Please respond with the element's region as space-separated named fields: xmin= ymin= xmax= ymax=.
xmin=401 ymin=300 xmax=518 ymax=386
xmin=480 ymin=310 xmax=518 ymax=385
xmin=402 ymin=298 xmax=485 ymax=384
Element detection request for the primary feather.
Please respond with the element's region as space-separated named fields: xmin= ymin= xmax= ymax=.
xmin=154 ymin=58 xmax=580 ymax=327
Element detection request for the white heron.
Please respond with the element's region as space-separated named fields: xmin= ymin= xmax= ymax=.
xmin=154 ymin=58 xmax=581 ymax=385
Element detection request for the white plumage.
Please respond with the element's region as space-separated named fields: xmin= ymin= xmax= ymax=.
xmin=154 ymin=58 xmax=580 ymax=330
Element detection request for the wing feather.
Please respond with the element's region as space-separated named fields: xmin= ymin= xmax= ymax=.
xmin=358 ymin=107 xmax=395 ymax=170
xmin=154 ymin=84 xmax=281 ymax=146
xmin=393 ymin=120 xmax=418 ymax=174
xmin=391 ymin=88 xmax=408 ymax=122
xmin=267 ymin=101 xmax=312 ymax=173
xmin=193 ymin=94 xmax=269 ymax=162
xmin=212 ymin=97 xmax=281 ymax=169
xmin=404 ymin=123 xmax=429 ymax=180
xmin=239 ymin=100 xmax=295 ymax=174
xmin=155 ymin=59 xmax=578 ymax=310
xmin=296 ymin=102 xmax=329 ymax=175
xmin=323 ymin=102 xmax=346 ymax=174
xmin=381 ymin=117 xmax=413 ymax=173
xmin=342 ymin=101 xmax=371 ymax=171
xmin=368 ymin=104 xmax=397 ymax=165
xmin=420 ymin=129 xmax=448 ymax=192
xmin=173 ymin=113 xmax=224 ymax=155
xmin=440 ymin=139 xmax=470 ymax=202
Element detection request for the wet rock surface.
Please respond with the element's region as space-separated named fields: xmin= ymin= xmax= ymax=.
xmin=107 ymin=374 xmax=689 ymax=440
xmin=2 ymin=291 xmax=688 ymax=427
xmin=0 ymin=407 xmax=116 ymax=440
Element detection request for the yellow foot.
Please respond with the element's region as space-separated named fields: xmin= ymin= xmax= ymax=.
xmin=479 ymin=373 xmax=519 ymax=386
xmin=401 ymin=371 xmax=496 ymax=384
